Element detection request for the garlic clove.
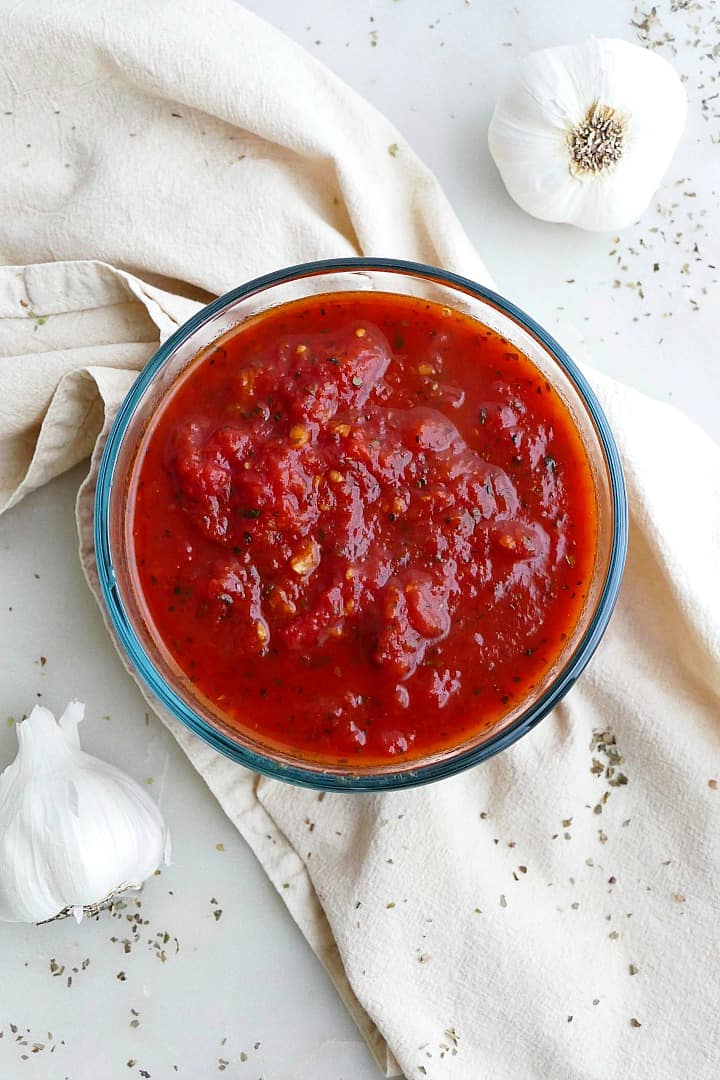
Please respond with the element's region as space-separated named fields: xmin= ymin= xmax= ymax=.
xmin=0 ymin=702 xmax=170 ymax=924
xmin=488 ymin=38 xmax=687 ymax=232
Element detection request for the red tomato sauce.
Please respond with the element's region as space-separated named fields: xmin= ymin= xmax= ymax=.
xmin=129 ymin=292 xmax=597 ymax=766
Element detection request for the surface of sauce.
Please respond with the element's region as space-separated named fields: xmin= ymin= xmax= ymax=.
xmin=129 ymin=292 xmax=597 ymax=765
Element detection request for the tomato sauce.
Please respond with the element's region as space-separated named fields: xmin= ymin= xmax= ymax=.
xmin=129 ymin=292 xmax=597 ymax=766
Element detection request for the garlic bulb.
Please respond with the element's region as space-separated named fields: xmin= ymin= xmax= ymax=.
xmin=0 ymin=702 xmax=170 ymax=923
xmin=488 ymin=37 xmax=687 ymax=231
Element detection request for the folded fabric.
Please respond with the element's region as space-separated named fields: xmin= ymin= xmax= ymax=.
xmin=1 ymin=3 xmax=718 ymax=1078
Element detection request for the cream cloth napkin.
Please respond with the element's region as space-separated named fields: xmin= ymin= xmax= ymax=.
xmin=1 ymin=3 xmax=719 ymax=1078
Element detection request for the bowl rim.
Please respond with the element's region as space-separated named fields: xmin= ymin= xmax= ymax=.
xmin=94 ymin=256 xmax=628 ymax=791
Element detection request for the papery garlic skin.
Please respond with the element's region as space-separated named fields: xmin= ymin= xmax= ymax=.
xmin=0 ymin=702 xmax=170 ymax=924
xmin=488 ymin=38 xmax=687 ymax=232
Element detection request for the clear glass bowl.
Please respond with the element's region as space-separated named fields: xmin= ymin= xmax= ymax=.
xmin=94 ymin=258 xmax=628 ymax=791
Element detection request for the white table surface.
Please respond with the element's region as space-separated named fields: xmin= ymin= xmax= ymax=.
xmin=1 ymin=2 xmax=717 ymax=1078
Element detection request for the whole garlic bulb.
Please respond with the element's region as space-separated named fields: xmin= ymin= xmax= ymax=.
xmin=488 ymin=37 xmax=687 ymax=231
xmin=0 ymin=702 xmax=170 ymax=923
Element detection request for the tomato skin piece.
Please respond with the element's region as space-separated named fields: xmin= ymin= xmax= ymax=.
xmin=404 ymin=573 xmax=455 ymax=639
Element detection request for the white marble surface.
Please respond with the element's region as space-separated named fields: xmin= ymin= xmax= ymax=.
xmin=0 ymin=2 xmax=717 ymax=1078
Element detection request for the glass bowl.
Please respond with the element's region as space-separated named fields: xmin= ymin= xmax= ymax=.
xmin=94 ymin=258 xmax=627 ymax=791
